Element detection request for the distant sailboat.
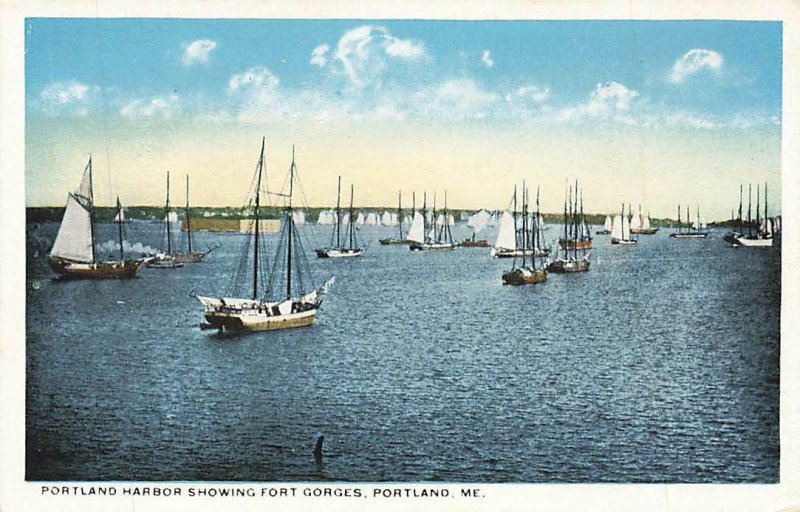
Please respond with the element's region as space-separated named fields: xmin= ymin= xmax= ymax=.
xmin=611 ymin=203 xmax=637 ymax=245
xmin=724 ymin=185 xmax=744 ymax=244
xmin=502 ymin=182 xmax=547 ymax=285
xmin=595 ymin=215 xmax=613 ymax=235
xmin=734 ymin=183 xmax=773 ymax=247
xmin=670 ymin=204 xmax=708 ymax=239
xmin=409 ymin=192 xmax=455 ymax=251
xmin=546 ymin=182 xmax=590 ymax=272
xmin=558 ymin=181 xmax=592 ymax=249
xmin=49 ymin=156 xmax=147 ymax=279
xmin=315 ymin=177 xmax=365 ymax=258
xmin=197 ymin=139 xmax=332 ymax=332
xmin=630 ymin=204 xmax=658 ymax=234
xmin=379 ymin=191 xmax=410 ymax=245
xmin=147 ymin=172 xmax=184 ymax=268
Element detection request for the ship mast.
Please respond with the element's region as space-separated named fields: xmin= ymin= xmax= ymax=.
xmin=747 ymin=184 xmax=753 ymax=236
xmin=397 ymin=191 xmax=403 ymax=239
xmin=335 ymin=176 xmax=342 ymax=248
xmin=166 ymin=171 xmax=172 ymax=254
xmin=87 ymin=156 xmax=97 ymax=264
xmin=253 ymin=138 xmax=265 ymax=300
xmin=348 ymin=184 xmax=355 ymax=250
xmin=186 ymin=175 xmax=193 ymax=253
xmin=286 ymin=146 xmax=295 ymax=300
xmin=116 ymin=196 xmax=124 ymax=261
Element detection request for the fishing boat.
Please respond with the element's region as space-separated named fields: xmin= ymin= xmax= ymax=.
xmin=669 ymin=205 xmax=708 ymax=239
xmin=595 ymin=215 xmax=613 ymax=235
xmin=49 ymin=156 xmax=147 ymax=279
xmin=502 ymin=183 xmax=547 ymax=285
xmin=315 ymin=177 xmax=364 ymax=258
xmin=546 ymin=182 xmax=590 ymax=272
xmin=379 ymin=191 xmax=410 ymax=245
xmin=196 ymin=139 xmax=332 ymax=332
xmin=558 ymin=181 xmax=592 ymax=249
xmin=630 ymin=205 xmax=658 ymax=234
xmin=409 ymin=192 xmax=455 ymax=251
xmin=611 ymin=203 xmax=637 ymax=245
xmin=734 ymin=183 xmax=773 ymax=247
xmin=147 ymin=172 xmax=184 ymax=268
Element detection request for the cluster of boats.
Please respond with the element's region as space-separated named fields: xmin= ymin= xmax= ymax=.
xmin=46 ymin=140 xmax=779 ymax=333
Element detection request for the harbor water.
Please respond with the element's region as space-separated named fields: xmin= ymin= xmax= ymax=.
xmin=25 ymin=221 xmax=780 ymax=482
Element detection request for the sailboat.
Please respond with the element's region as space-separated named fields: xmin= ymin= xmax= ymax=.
xmin=113 ymin=207 xmax=129 ymax=223
xmin=611 ymin=203 xmax=637 ymax=245
xmin=315 ymin=177 xmax=364 ymax=258
xmin=147 ymin=171 xmax=184 ymax=268
xmin=630 ymin=205 xmax=658 ymax=234
xmin=409 ymin=192 xmax=455 ymax=251
xmin=49 ymin=156 xmax=147 ymax=279
xmin=595 ymin=215 xmax=613 ymax=235
xmin=502 ymin=183 xmax=547 ymax=285
xmin=669 ymin=204 xmax=708 ymax=239
xmin=171 ymin=175 xmax=211 ymax=263
xmin=196 ymin=139 xmax=332 ymax=332
xmin=724 ymin=185 xmax=744 ymax=244
xmin=734 ymin=183 xmax=773 ymax=247
xmin=379 ymin=191 xmax=410 ymax=245
xmin=558 ymin=181 xmax=592 ymax=249
xmin=546 ymin=183 xmax=590 ymax=272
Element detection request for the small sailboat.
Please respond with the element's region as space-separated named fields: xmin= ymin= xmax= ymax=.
xmin=409 ymin=192 xmax=456 ymax=251
xmin=113 ymin=207 xmax=129 ymax=223
xmin=546 ymin=182 xmax=590 ymax=272
xmin=611 ymin=203 xmax=637 ymax=245
xmin=502 ymin=183 xmax=547 ymax=285
xmin=558 ymin=181 xmax=592 ymax=249
xmin=147 ymin=171 xmax=184 ymax=268
xmin=595 ymin=215 xmax=613 ymax=235
xmin=379 ymin=191 xmax=410 ymax=245
xmin=734 ymin=183 xmax=773 ymax=247
xmin=173 ymin=175 xmax=211 ymax=263
xmin=724 ymin=185 xmax=744 ymax=244
xmin=197 ymin=139 xmax=331 ymax=332
xmin=315 ymin=177 xmax=364 ymax=258
xmin=49 ymin=156 xmax=147 ymax=279
xmin=630 ymin=205 xmax=658 ymax=234
xmin=669 ymin=204 xmax=708 ymax=239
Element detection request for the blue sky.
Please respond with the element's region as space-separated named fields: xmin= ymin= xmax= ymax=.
xmin=25 ymin=18 xmax=782 ymax=217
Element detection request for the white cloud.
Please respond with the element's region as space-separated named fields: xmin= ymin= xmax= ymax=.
xmin=333 ymin=25 xmax=427 ymax=89
xmin=669 ymin=49 xmax=724 ymax=84
xmin=182 ymin=39 xmax=218 ymax=66
xmin=416 ymin=78 xmax=498 ymax=119
xmin=509 ymin=85 xmax=550 ymax=103
xmin=120 ymin=94 xmax=180 ymax=119
xmin=481 ymin=50 xmax=494 ymax=68
xmin=559 ymin=81 xmax=639 ymax=122
xmin=310 ymin=44 xmax=330 ymax=67
xmin=41 ymin=81 xmax=89 ymax=104
xmin=228 ymin=66 xmax=279 ymax=92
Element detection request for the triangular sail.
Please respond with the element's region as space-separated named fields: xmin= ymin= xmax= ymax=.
xmin=642 ymin=215 xmax=651 ymax=230
xmin=494 ymin=211 xmax=517 ymax=250
xmin=622 ymin=215 xmax=631 ymax=239
xmin=611 ymin=214 xmax=623 ymax=240
xmin=630 ymin=214 xmax=642 ymax=230
xmin=406 ymin=211 xmax=425 ymax=243
xmin=51 ymin=193 xmax=94 ymax=262
xmin=604 ymin=215 xmax=612 ymax=231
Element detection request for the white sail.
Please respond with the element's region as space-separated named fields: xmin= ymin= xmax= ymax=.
xmin=611 ymin=214 xmax=623 ymax=240
xmin=406 ymin=211 xmax=425 ymax=243
xmin=622 ymin=215 xmax=631 ymax=239
xmin=580 ymin=219 xmax=590 ymax=238
xmin=294 ymin=210 xmax=306 ymax=226
xmin=51 ymin=193 xmax=94 ymax=262
xmin=467 ymin=209 xmax=491 ymax=233
xmin=494 ymin=211 xmax=517 ymax=250
xmin=604 ymin=215 xmax=612 ymax=231
xmin=487 ymin=212 xmax=497 ymax=227
xmin=165 ymin=211 xmax=179 ymax=223
xmin=365 ymin=212 xmax=378 ymax=225
xmin=630 ymin=214 xmax=642 ymax=230
xmin=436 ymin=214 xmax=445 ymax=226
xmin=114 ymin=208 xmax=126 ymax=222
xmin=356 ymin=212 xmax=365 ymax=225
xmin=642 ymin=215 xmax=651 ymax=230
xmin=381 ymin=211 xmax=396 ymax=226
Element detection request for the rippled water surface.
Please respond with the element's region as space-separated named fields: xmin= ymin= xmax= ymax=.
xmin=26 ymin=221 xmax=780 ymax=482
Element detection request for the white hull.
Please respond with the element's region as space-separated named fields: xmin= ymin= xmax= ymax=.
xmin=410 ymin=242 xmax=455 ymax=251
xmin=734 ymin=236 xmax=773 ymax=247
xmin=198 ymin=295 xmax=319 ymax=331
xmin=611 ymin=238 xmax=637 ymax=245
xmin=316 ymin=248 xmax=363 ymax=258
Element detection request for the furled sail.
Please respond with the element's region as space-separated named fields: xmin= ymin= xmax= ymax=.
xmin=494 ymin=211 xmax=517 ymax=250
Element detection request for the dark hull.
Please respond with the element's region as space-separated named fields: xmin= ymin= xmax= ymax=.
xmin=670 ymin=232 xmax=708 ymax=239
xmin=378 ymin=238 xmax=411 ymax=245
xmin=611 ymin=239 xmax=638 ymax=245
xmin=546 ymin=258 xmax=590 ymax=273
xmin=559 ymin=239 xmax=592 ymax=249
xmin=170 ymin=251 xmax=208 ymax=263
xmin=502 ymin=268 xmax=547 ymax=286
xmin=459 ymin=240 xmax=489 ymax=248
xmin=594 ymin=229 xmax=611 ymax=235
xmin=315 ymin=248 xmax=364 ymax=258
xmin=49 ymin=257 xmax=146 ymax=280
xmin=630 ymin=228 xmax=659 ymax=234
xmin=409 ymin=242 xmax=455 ymax=251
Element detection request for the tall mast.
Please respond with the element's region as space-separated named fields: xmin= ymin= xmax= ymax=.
xmin=535 ymin=186 xmax=541 ymax=255
xmin=397 ymin=191 xmax=403 ymax=239
xmin=521 ymin=182 xmax=527 ymax=267
xmin=286 ymin=146 xmax=295 ymax=300
xmin=512 ymin=185 xmax=518 ymax=259
xmin=335 ymin=176 xmax=342 ymax=248
xmin=696 ymin=204 xmax=700 ymax=231
xmin=764 ymin=182 xmax=769 ymax=230
xmin=738 ymin=184 xmax=743 ymax=232
xmin=87 ymin=156 xmax=96 ymax=263
xmin=686 ymin=205 xmax=690 ymax=231
xmin=562 ymin=183 xmax=568 ymax=257
xmin=349 ymin=184 xmax=355 ymax=250
xmin=165 ymin=171 xmax=172 ymax=254
xmin=577 ymin=187 xmax=583 ymax=258
xmin=621 ymin=203 xmax=625 ymax=241
xmin=253 ymin=137 xmax=264 ymax=300
xmin=116 ymin=196 xmax=124 ymax=261
xmin=432 ymin=192 xmax=438 ymax=242
xmin=677 ymin=205 xmax=681 ymax=232
xmin=186 ymin=174 xmax=193 ymax=253
xmin=444 ymin=191 xmax=452 ymax=243
xmin=747 ymin=183 xmax=753 ymax=236
xmin=422 ymin=192 xmax=427 ymax=241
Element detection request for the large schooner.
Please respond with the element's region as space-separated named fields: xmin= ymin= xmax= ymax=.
xmin=630 ymin=204 xmax=658 ymax=235
xmin=408 ymin=192 xmax=455 ymax=251
xmin=734 ymin=183 xmax=774 ymax=247
xmin=546 ymin=182 xmax=590 ymax=272
xmin=196 ymin=139 xmax=332 ymax=332
xmin=669 ymin=204 xmax=708 ymax=239
xmin=502 ymin=182 xmax=547 ymax=285
xmin=557 ymin=181 xmax=592 ymax=249
xmin=49 ymin=157 xmax=147 ymax=279
xmin=611 ymin=203 xmax=638 ymax=245
xmin=315 ymin=177 xmax=364 ymax=258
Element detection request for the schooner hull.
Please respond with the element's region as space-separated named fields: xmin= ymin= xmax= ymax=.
xmin=611 ymin=238 xmax=637 ymax=245
xmin=492 ymin=247 xmax=549 ymax=258
xmin=669 ymin=233 xmax=708 ymax=239
xmin=558 ymin=239 xmax=592 ymax=249
xmin=409 ymin=242 xmax=455 ymax=251
xmin=502 ymin=268 xmax=547 ymax=286
xmin=630 ymin=228 xmax=659 ymax=234
xmin=459 ymin=239 xmax=489 ymax=247
xmin=733 ymin=236 xmax=773 ymax=247
xmin=49 ymin=257 xmax=146 ymax=280
xmin=378 ymin=238 xmax=411 ymax=245
xmin=315 ymin=248 xmax=364 ymax=258
xmin=546 ymin=258 xmax=590 ymax=273
xmin=170 ymin=251 xmax=208 ymax=263
xmin=204 ymin=307 xmax=318 ymax=331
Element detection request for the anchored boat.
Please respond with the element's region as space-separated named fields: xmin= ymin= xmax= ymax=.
xmin=669 ymin=204 xmax=708 ymax=239
xmin=316 ymin=177 xmax=364 ymax=258
xmin=502 ymin=182 xmax=547 ymax=285
xmin=197 ymin=139 xmax=332 ymax=332
xmin=547 ymin=181 xmax=590 ymax=272
xmin=409 ymin=192 xmax=455 ymax=251
xmin=611 ymin=203 xmax=638 ymax=245
xmin=379 ymin=191 xmax=410 ymax=245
